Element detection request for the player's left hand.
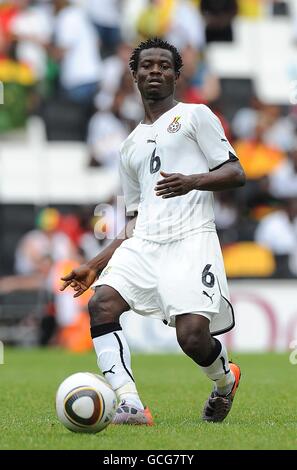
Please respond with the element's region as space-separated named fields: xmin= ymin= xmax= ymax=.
xmin=155 ymin=171 xmax=195 ymax=198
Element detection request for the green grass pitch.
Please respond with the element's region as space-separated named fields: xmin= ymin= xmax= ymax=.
xmin=1 ymin=348 xmax=297 ymax=450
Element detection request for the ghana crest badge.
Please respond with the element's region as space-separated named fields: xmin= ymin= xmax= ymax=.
xmin=167 ymin=116 xmax=181 ymax=133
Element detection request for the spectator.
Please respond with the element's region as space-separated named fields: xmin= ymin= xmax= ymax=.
xmin=136 ymin=0 xmax=174 ymax=41
xmin=260 ymin=105 xmax=296 ymax=154
xmin=0 ymin=22 xmax=36 ymax=132
xmin=269 ymin=146 xmax=297 ymax=199
xmin=111 ymin=68 xmax=143 ymax=130
xmin=14 ymin=208 xmax=75 ymax=275
xmin=87 ymin=0 xmax=122 ymax=57
xmin=94 ymin=41 xmax=132 ymax=112
xmin=234 ymin=111 xmax=286 ymax=212
xmin=234 ymin=112 xmax=286 ymax=180
xmin=9 ymin=0 xmax=53 ymax=81
xmin=214 ymin=191 xmax=239 ymax=235
xmin=233 ymin=102 xmax=295 ymax=153
xmin=165 ymin=0 xmax=205 ymax=51
xmin=255 ymin=198 xmax=297 ymax=276
xmin=200 ymin=0 xmax=238 ymax=43
xmin=48 ymin=255 xmax=93 ymax=352
xmin=0 ymin=1 xmax=18 ymax=41
xmin=87 ymin=99 xmax=129 ymax=168
xmin=176 ymin=44 xmax=221 ymax=103
xmin=76 ymin=207 xmax=102 ymax=261
xmin=232 ymin=96 xmax=263 ymax=140
xmin=269 ymin=0 xmax=289 ymax=16
xmin=52 ymin=0 xmax=102 ymax=104
xmin=237 ymin=0 xmax=263 ymax=18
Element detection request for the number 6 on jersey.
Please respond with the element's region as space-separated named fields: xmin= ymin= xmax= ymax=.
xmin=150 ymin=148 xmax=161 ymax=174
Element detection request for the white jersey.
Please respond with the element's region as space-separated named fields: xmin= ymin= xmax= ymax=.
xmin=119 ymin=103 xmax=238 ymax=243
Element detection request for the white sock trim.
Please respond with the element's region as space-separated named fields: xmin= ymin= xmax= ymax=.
xmin=200 ymin=341 xmax=234 ymax=393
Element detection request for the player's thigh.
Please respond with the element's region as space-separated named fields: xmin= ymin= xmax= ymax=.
xmin=159 ymin=232 xmax=226 ymax=320
xmin=92 ymin=237 xmax=160 ymax=317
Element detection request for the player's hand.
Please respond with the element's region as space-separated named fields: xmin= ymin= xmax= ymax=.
xmin=155 ymin=171 xmax=195 ymax=199
xmin=60 ymin=264 xmax=97 ymax=298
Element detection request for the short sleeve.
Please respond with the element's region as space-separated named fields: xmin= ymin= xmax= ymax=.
xmin=119 ymin=154 xmax=141 ymax=216
xmin=190 ymin=105 xmax=238 ymax=171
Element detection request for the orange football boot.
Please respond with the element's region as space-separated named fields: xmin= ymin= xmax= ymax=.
xmin=112 ymin=401 xmax=154 ymax=425
xmin=202 ymin=362 xmax=241 ymax=423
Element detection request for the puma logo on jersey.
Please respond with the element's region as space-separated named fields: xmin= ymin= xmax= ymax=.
xmin=102 ymin=364 xmax=116 ymax=376
xmin=203 ymin=290 xmax=214 ymax=303
xmin=147 ymin=134 xmax=158 ymax=144
xmin=167 ymin=116 xmax=181 ymax=133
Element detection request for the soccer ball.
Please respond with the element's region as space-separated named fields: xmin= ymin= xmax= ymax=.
xmin=56 ymin=372 xmax=117 ymax=433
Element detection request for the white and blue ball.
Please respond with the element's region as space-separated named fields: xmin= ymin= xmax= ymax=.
xmin=56 ymin=372 xmax=117 ymax=433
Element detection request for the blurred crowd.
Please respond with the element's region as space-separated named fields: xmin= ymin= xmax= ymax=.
xmin=1 ymin=0 xmax=297 ymax=349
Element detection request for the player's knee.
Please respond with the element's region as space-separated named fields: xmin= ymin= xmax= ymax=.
xmin=88 ymin=287 xmax=120 ymax=326
xmin=177 ymin=326 xmax=209 ymax=360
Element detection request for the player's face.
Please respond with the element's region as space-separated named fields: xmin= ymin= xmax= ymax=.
xmin=134 ymin=48 xmax=177 ymax=100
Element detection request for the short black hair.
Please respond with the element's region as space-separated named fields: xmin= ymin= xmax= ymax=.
xmin=129 ymin=37 xmax=183 ymax=76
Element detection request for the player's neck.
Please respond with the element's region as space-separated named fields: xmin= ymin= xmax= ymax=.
xmin=142 ymin=97 xmax=179 ymax=124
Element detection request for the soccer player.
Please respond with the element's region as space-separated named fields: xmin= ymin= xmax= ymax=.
xmin=60 ymin=38 xmax=245 ymax=424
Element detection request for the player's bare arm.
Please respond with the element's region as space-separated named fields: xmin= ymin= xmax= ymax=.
xmin=155 ymin=161 xmax=245 ymax=199
xmin=60 ymin=215 xmax=138 ymax=297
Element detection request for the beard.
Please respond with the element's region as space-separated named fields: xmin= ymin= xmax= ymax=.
xmin=142 ymin=86 xmax=173 ymax=101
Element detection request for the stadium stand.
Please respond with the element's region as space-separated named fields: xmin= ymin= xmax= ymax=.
xmin=0 ymin=0 xmax=296 ymax=350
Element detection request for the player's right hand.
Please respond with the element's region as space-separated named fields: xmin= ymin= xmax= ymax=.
xmin=60 ymin=264 xmax=97 ymax=298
